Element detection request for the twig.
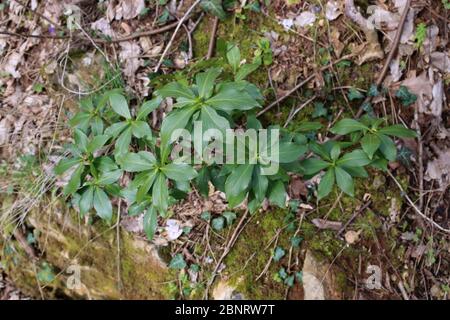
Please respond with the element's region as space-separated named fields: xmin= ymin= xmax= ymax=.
xmin=256 ymin=54 xmax=355 ymax=117
xmin=387 ymin=170 xmax=450 ymax=234
xmin=283 ymin=96 xmax=316 ymax=128
xmin=255 ymin=229 xmax=282 ymax=281
xmin=337 ymin=201 xmax=372 ymax=236
xmin=206 ymin=17 xmax=219 ymax=60
xmin=355 ymin=0 xmax=412 ymax=118
xmin=204 ymin=209 xmax=250 ymax=299
xmin=13 ymin=228 xmax=37 ymax=260
xmin=154 ymin=0 xmax=202 ymax=73
xmin=116 ymin=200 xmax=122 ymax=293
xmin=14 ymin=0 xmax=62 ymax=30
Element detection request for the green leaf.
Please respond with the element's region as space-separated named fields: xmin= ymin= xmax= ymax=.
xmin=226 ymin=43 xmax=241 ymax=72
xmin=160 ymin=106 xmax=197 ymax=159
xmin=54 ymin=157 xmax=81 ymax=175
xmin=331 ymin=119 xmax=369 ymax=135
xmin=195 ymin=166 xmax=210 ymax=197
xmin=87 ymin=135 xmax=109 ymax=153
xmin=161 ymin=163 xmax=198 ymax=181
xmin=206 ymin=87 xmax=259 ymax=111
xmin=94 ymin=156 xmax=118 ymax=172
xmin=347 ymin=88 xmax=365 ymax=100
xmin=196 ymin=67 xmax=221 ymax=99
xmin=336 ymin=150 xmax=371 ymax=167
xmin=69 ymin=111 xmax=91 ymax=128
xmin=97 ymin=169 xmax=122 ymax=185
xmin=360 ymin=133 xmax=381 ymax=159
xmin=136 ymin=169 xmax=158 ymax=202
xmin=395 ymin=86 xmax=417 ymax=106
xmin=115 ymin=126 xmax=132 ymax=156
xmin=275 ymin=142 xmax=307 ymax=163
xmin=378 ymin=134 xmax=397 ymax=161
xmin=318 ymin=168 xmax=335 ymax=200
xmin=273 ymin=246 xmax=285 ymax=262
xmin=64 ymin=164 xmax=83 ymax=195
xmin=201 ymin=105 xmax=230 ymax=131
xmin=225 ymin=164 xmax=254 ymax=200
xmin=136 ymin=96 xmax=162 ymax=120
xmin=296 ymin=121 xmax=323 ymax=132
xmin=121 ymin=152 xmax=155 ymax=172
xmin=235 ymin=63 xmax=259 ymax=81
xmin=269 ymin=180 xmax=286 ymax=207
xmin=330 ymin=144 xmax=341 ymax=161
xmin=212 ymin=216 xmax=225 ymax=231
xmin=79 ymin=186 xmax=94 ymax=215
xmin=74 ymin=129 xmax=89 ymax=153
xmin=109 ymin=93 xmax=131 ymax=119
xmin=301 ymin=158 xmax=331 ymax=175
xmin=290 ymin=236 xmax=303 ymax=248
xmin=105 ymin=121 xmax=129 ymax=138
xmin=152 ymin=173 xmax=169 ymax=212
xmin=93 ymin=187 xmax=112 ymax=220
xmin=169 ymin=253 xmax=186 ymax=269
xmin=378 ymin=125 xmax=417 ymax=138
xmin=143 ymin=207 xmax=158 ymax=240
xmin=222 ymin=211 xmax=237 ymax=225
xmin=91 ymin=116 xmax=104 ymax=135
xmin=335 ymin=166 xmax=354 ymax=197
xmin=156 ymin=82 xmax=196 ymax=100
xmin=344 ymin=166 xmax=368 ymax=178
xmin=131 ymin=121 xmax=152 ymax=138
xmin=252 ymin=166 xmax=268 ymax=202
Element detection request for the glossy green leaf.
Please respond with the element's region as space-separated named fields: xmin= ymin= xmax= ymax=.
xmin=206 ymin=87 xmax=259 ymax=111
xmin=335 ymin=166 xmax=354 ymax=196
xmin=379 ymin=134 xmax=397 ymax=161
xmin=301 ymin=158 xmax=331 ymax=175
xmin=121 ymin=152 xmax=155 ymax=172
xmin=330 ymin=119 xmax=369 ymax=135
xmin=74 ymin=129 xmax=88 ymax=153
xmin=87 ymin=135 xmax=110 ymax=153
xmin=93 ymin=187 xmax=112 ymax=220
xmin=235 ymin=63 xmax=259 ymax=81
xmin=161 ymin=163 xmax=197 ymax=181
xmin=63 ymin=164 xmax=83 ymax=195
xmin=143 ymin=206 xmax=158 ymax=240
xmin=196 ymin=67 xmax=221 ymax=99
xmin=269 ymin=180 xmax=286 ymax=207
xmin=226 ymin=43 xmax=240 ymax=72
xmin=378 ymin=125 xmax=417 ymax=138
xmin=109 ymin=93 xmax=131 ymax=119
xmin=152 ymin=173 xmax=169 ymax=212
xmin=360 ymin=133 xmax=381 ymax=159
xmin=201 ymin=105 xmax=230 ymax=131
xmin=336 ymin=150 xmax=371 ymax=167
xmin=137 ymin=96 xmax=162 ymax=120
xmin=79 ymin=186 xmax=94 ymax=215
xmin=115 ymin=126 xmax=132 ymax=156
xmin=54 ymin=157 xmax=82 ymax=175
xmin=318 ymin=168 xmax=335 ymax=200
xmin=131 ymin=121 xmax=152 ymax=138
xmin=156 ymin=82 xmax=196 ymax=100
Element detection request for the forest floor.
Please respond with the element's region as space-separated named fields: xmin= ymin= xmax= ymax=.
xmin=0 ymin=0 xmax=449 ymax=300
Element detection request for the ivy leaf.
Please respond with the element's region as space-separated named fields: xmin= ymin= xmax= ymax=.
xmin=109 ymin=93 xmax=131 ymax=119
xmin=312 ymin=102 xmax=328 ymax=118
xmin=330 ymin=119 xmax=368 ymax=135
xmin=378 ymin=125 xmax=417 ymax=138
xmin=212 ymin=216 xmax=225 ymax=231
xmin=318 ymin=168 xmax=335 ymax=200
xmin=200 ymin=0 xmax=227 ymax=20
xmin=196 ymin=67 xmax=221 ymax=99
xmin=273 ymin=246 xmax=286 ymax=262
xmin=93 ymin=187 xmax=113 ymax=221
xmin=143 ymin=206 xmax=158 ymax=240
xmin=161 ymin=163 xmax=198 ymax=181
xmin=222 ymin=211 xmax=237 ymax=225
xmin=347 ymin=88 xmax=365 ymax=100
xmin=290 ymin=236 xmax=303 ymax=248
xmin=269 ymin=180 xmax=286 ymax=208
xmin=335 ymin=166 xmax=354 ymax=196
xmin=169 ymin=253 xmax=187 ymax=269
xmin=360 ymin=133 xmax=381 ymax=159
xmin=395 ymin=86 xmax=417 ymax=106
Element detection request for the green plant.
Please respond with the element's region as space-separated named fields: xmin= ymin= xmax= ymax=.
xmin=55 ymin=42 xmax=417 ymax=241
xmin=414 ymin=23 xmax=427 ymax=49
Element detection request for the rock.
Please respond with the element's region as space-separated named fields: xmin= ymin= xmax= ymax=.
xmin=212 ymin=279 xmax=245 ymax=300
xmin=301 ymin=250 xmax=343 ymax=300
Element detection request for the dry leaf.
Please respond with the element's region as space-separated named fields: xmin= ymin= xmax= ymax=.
xmin=326 ymin=1 xmax=342 ymax=21
xmin=294 ymin=12 xmax=316 ymax=28
xmin=344 ymin=230 xmax=361 ymax=244
xmin=312 ymin=218 xmax=342 ymax=231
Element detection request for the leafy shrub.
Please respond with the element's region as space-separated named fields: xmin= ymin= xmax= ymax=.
xmin=55 ymin=44 xmax=416 ymax=240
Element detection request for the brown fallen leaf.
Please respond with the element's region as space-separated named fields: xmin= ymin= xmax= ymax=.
xmin=344 ymin=230 xmax=361 ymax=245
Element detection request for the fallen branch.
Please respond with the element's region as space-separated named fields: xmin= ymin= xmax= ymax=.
xmin=206 ymin=17 xmax=219 ymax=60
